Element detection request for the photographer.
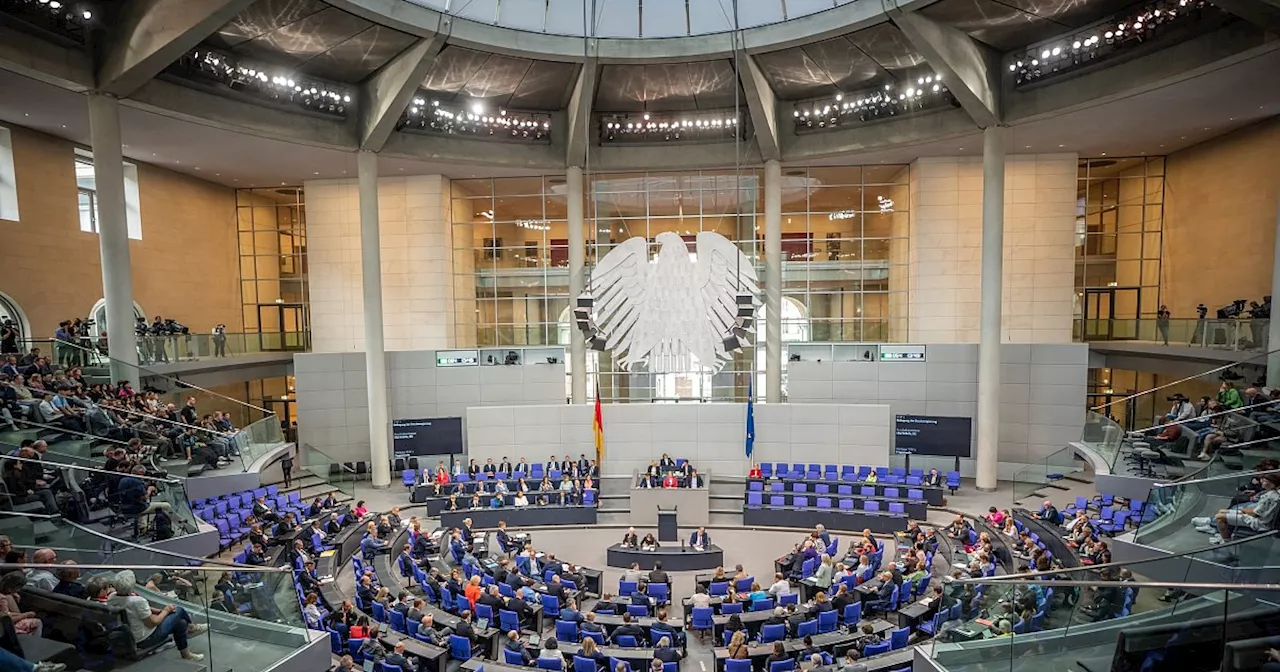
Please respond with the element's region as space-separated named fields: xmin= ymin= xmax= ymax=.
xmin=0 ymin=318 xmax=18 ymax=354
xmin=148 ymin=316 xmax=168 ymax=363
xmin=212 ymin=324 xmax=227 ymax=358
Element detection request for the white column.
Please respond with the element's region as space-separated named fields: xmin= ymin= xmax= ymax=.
xmin=1268 ymin=198 xmax=1280 ymax=388
xmin=358 ymin=151 xmax=391 ymax=489
xmin=86 ymin=93 xmax=139 ymax=381
xmin=568 ymin=165 xmax=587 ymax=403
xmin=976 ymin=126 xmax=1006 ymax=492
xmin=764 ymin=159 xmax=783 ymax=403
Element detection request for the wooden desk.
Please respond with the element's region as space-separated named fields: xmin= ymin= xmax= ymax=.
xmin=381 ymin=635 xmax=448 ymax=672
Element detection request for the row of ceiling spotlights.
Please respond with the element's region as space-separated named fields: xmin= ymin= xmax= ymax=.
xmin=793 ymin=74 xmax=947 ymax=119
xmin=604 ymin=118 xmax=739 ymax=130
xmin=25 ymin=0 xmax=91 ymax=19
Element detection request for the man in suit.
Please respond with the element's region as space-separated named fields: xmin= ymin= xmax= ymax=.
xmin=832 ymin=583 xmax=855 ymax=615
xmin=611 ymin=613 xmax=647 ymax=645
xmin=547 ymin=575 xmax=569 ymax=604
xmin=499 ymin=457 xmax=514 ymax=474
xmin=545 ymin=455 xmax=559 ymax=472
xmin=496 ymin=521 xmax=517 ymax=554
xmin=630 ymin=582 xmax=653 ymax=612
xmin=416 ymin=614 xmax=442 ymax=645
xmin=867 ymin=572 xmax=897 ymax=613
xmin=244 ymin=541 xmax=266 ymax=566
xmin=1033 ymin=499 xmax=1062 ymax=526
xmin=422 ymin=569 xmax=444 ymax=601
xmin=478 ymin=585 xmax=506 ymax=613
xmin=454 ymin=610 xmax=477 ymax=642
xmin=385 ymin=642 xmax=418 ymax=672
xmin=288 ymin=539 xmax=311 ymax=569
xmin=686 ymin=469 xmax=704 ymax=488
xmin=274 ymin=512 xmax=297 ymax=536
xmin=509 ymin=589 xmax=537 ymax=627
xmin=622 ymin=562 xmax=643 ymax=584
xmin=504 ymin=630 xmax=533 ymax=665
xmin=405 ymin=598 xmax=425 ymax=624
xmin=413 ymin=529 xmax=434 ymax=557
xmin=689 ymin=527 xmax=711 ymax=549
xmin=577 ymin=454 xmax=591 ymax=475
xmin=544 ymin=553 xmax=564 ymax=578
xmin=483 ymin=458 xmax=498 ymax=476
xmin=361 ymin=530 xmax=388 ymax=561
xmin=560 ymin=454 xmax=575 ymax=474
xmin=580 ymin=612 xmax=605 ymax=638
xmin=251 ymin=496 xmax=280 ymax=524
xmin=650 ymin=607 xmax=684 ymax=647
xmin=467 ymin=459 xmax=481 ymax=477
xmin=297 ymin=560 xmax=327 ymax=606
xmin=815 ymin=524 xmax=831 ymax=547
xmin=356 ymin=575 xmax=376 ymax=609
xmin=461 ymin=519 xmax=477 ymax=547
xmin=559 ymin=598 xmax=584 ymax=623
xmin=648 ymin=561 xmax=669 ymax=586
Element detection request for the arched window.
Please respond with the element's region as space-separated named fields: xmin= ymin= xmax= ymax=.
xmin=756 ymin=297 xmax=810 ymax=399
xmin=0 ymin=290 xmax=30 ymax=343
xmin=87 ymin=298 xmax=146 ymax=338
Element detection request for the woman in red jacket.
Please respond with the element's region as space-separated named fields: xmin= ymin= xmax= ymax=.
xmin=748 ymin=463 xmax=763 ymax=479
xmin=432 ymin=466 xmax=450 ymax=495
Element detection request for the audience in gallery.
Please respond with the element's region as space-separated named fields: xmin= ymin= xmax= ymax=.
xmin=426 ymin=453 xmax=602 ymax=507
xmin=635 ymin=453 xmax=703 ymax=489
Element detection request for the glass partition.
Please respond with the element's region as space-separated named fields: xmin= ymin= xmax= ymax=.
xmin=1080 ymin=410 xmax=1125 ymax=470
xmin=929 ymin=533 xmax=1280 ymax=672
xmin=11 ymin=336 xmax=287 ymax=473
xmin=2 ymin=511 xmax=310 ymax=672
xmin=1074 ymin=317 xmax=1270 ymax=350
xmin=0 ymin=452 xmax=201 ymax=536
xmin=299 ymin=442 xmax=355 ymax=502
xmin=1131 ymin=467 xmax=1280 ymax=562
xmin=1011 ymin=447 xmax=1084 ymax=506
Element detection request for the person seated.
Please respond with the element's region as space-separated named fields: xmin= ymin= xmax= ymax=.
xmin=385 ymin=642 xmax=418 ymax=672
xmin=513 ymin=490 xmax=529 ymax=507
xmin=610 ymin=612 xmax=647 ymax=645
xmin=107 ymin=570 xmax=208 ymax=661
xmin=764 ymin=641 xmax=790 ymax=669
xmin=854 ymin=623 xmax=882 ymax=653
xmin=1031 ymin=499 xmax=1061 ymax=525
xmin=864 ymin=468 xmax=878 ymax=484
xmin=946 ymin=515 xmax=972 ymax=540
xmin=749 ymin=463 xmax=763 ymax=479
xmin=637 ymin=472 xmax=654 ymax=489
xmin=653 ymin=636 xmax=681 ymax=664
xmin=689 ymin=526 xmax=711 ymax=549
xmin=640 ymin=533 xmax=659 ymax=551
xmin=985 ymin=507 xmax=1005 ymax=527
xmin=504 ymin=629 xmax=533 ymax=666
xmin=686 ymin=469 xmax=704 ymax=488
xmin=661 ymin=472 xmax=679 ymax=488
xmin=1196 ymin=473 xmax=1280 ymax=542
xmin=621 ymin=527 xmax=639 ymax=548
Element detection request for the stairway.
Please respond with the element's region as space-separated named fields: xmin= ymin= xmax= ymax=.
xmin=708 ymin=475 xmax=744 ymax=526
xmin=595 ymin=475 xmax=633 ymax=524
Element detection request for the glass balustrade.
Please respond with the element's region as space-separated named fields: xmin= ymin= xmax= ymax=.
xmin=1074 ymin=317 xmax=1270 ymax=350
xmin=7 ymin=336 xmax=289 ymax=473
xmin=1012 ymin=447 xmax=1085 ymax=505
xmin=927 ymin=533 xmax=1280 ymax=672
xmin=299 ymin=442 xmax=355 ymax=502
xmin=1131 ymin=467 xmax=1280 ymax=564
xmin=1 ymin=512 xmax=311 ymax=672
xmin=0 ymin=452 xmax=202 ymax=538
xmin=20 ymin=331 xmax=310 ymax=366
xmin=1080 ymin=410 xmax=1126 ymax=471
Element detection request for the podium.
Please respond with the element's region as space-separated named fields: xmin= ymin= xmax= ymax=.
xmin=657 ymin=506 xmax=678 ymax=542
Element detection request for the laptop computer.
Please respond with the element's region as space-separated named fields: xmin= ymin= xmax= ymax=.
xmin=476 ymin=617 xmax=489 ymax=631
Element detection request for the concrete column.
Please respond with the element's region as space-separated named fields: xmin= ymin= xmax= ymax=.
xmin=86 ymin=93 xmax=139 ymax=381
xmin=358 ymin=151 xmax=391 ymax=489
xmin=976 ymin=126 xmax=1006 ymax=492
xmin=764 ymin=159 xmax=783 ymax=403
xmin=1268 ymin=198 xmax=1280 ymax=388
xmin=568 ymin=165 xmax=587 ymax=403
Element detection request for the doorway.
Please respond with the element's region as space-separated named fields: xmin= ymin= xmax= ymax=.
xmin=261 ymin=397 xmax=296 ymax=442
xmin=1081 ymin=287 xmax=1140 ymax=340
xmin=256 ymin=303 xmax=309 ymax=351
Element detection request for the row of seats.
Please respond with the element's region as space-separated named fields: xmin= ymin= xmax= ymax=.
xmin=746 ymin=492 xmax=912 ymax=514
xmin=758 ymin=463 xmax=960 ymax=489
xmin=750 ymin=482 xmax=929 ymax=501
xmin=191 ymin=484 xmax=330 ymax=549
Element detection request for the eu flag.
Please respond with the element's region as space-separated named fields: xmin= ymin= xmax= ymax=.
xmin=745 ymin=378 xmax=755 ymax=459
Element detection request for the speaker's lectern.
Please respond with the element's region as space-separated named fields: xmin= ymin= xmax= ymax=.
xmin=657 ymin=506 xmax=678 ymax=542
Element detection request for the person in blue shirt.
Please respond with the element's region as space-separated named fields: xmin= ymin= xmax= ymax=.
xmin=689 ymin=527 xmax=711 ymax=548
xmin=490 ymin=492 xmax=505 ymax=508
xmin=361 ymin=527 xmax=388 ymax=561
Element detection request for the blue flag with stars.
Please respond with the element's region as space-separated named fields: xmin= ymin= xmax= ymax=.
xmin=745 ymin=378 xmax=755 ymax=459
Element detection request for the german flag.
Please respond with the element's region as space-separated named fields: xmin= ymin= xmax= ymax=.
xmin=593 ymin=382 xmax=605 ymax=467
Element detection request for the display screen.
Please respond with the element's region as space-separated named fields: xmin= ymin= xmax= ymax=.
xmin=894 ymin=415 xmax=972 ymax=457
xmin=391 ymin=417 xmax=464 ymax=458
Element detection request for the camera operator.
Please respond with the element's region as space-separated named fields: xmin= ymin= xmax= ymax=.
xmin=212 ymin=324 xmax=227 ymax=358
xmin=135 ymin=317 xmax=152 ymax=364
xmin=1247 ymin=299 xmax=1270 ymax=350
xmin=54 ymin=321 xmax=75 ymax=369
xmin=1191 ymin=303 xmax=1208 ymax=345
xmin=0 ymin=318 xmax=18 ymax=354
xmin=149 ymin=316 xmax=169 ymax=363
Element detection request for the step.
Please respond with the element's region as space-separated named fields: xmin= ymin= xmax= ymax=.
xmin=708 ymin=512 xmax=742 ymax=526
xmin=709 ymin=494 xmax=742 ymax=502
xmin=709 ymin=483 xmax=743 ymax=497
xmin=599 ymin=493 xmax=630 ymax=500
xmin=710 ymin=505 xmax=742 ymax=514
xmin=598 ymin=512 xmax=631 ymax=525
xmin=0 ymin=429 xmax=41 ymax=444
xmin=599 ymin=502 xmax=631 ymax=513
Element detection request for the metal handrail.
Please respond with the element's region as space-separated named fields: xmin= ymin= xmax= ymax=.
xmin=11 ymin=417 xmax=134 ymax=448
xmin=0 ymin=562 xmax=285 ymax=573
xmin=1150 ymin=466 xmax=1280 ymax=489
xmin=0 ymin=453 xmax=181 ymax=485
xmin=0 ymin=511 xmax=264 ymax=569
xmin=1090 ymin=346 xmax=1280 ymax=412
xmin=936 ymin=578 xmax=1279 ymax=589
xmin=950 ymin=530 xmax=1280 ymax=584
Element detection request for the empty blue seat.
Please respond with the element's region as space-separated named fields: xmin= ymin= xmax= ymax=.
xmin=818 ymin=610 xmax=838 ymax=633
xmin=888 ymin=502 xmax=905 ymax=514
xmin=792 ymin=483 xmax=807 ymax=493
xmin=860 ymin=486 xmax=876 ymax=497
xmin=816 ymin=497 xmax=832 ymax=509
xmin=890 ymin=627 xmax=910 ymax=650
xmin=864 ymin=641 xmax=891 ymax=657
xmin=770 ymin=495 xmax=785 ymax=507
xmin=839 ymin=499 xmax=854 ymax=511
xmin=814 ymin=484 xmax=829 ymax=494
xmin=907 ymin=489 xmax=924 ymax=501
xmin=838 ymin=485 xmax=853 ymax=495
xmin=884 ymin=487 xmax=899 ymax=499
xmin=794 ymin=496 xmax=809 ymax=508
xmin=747 ymin=492 xmax=763 ymax=508
xmin=797 ymin=619 xmax=817 ymax=637
xmin=864 ymin=500 xmax=881 ymax=512
xmin=760 ymin=623 xmax=786 ymax=643
xmin=749 ymin=481 xmax=763 ymax=491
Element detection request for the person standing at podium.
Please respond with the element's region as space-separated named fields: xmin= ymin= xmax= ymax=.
xmin=689 ymin=527 xmax=711 ymax=550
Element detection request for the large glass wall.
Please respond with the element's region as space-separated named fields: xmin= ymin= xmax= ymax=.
xmin=450 ymin=166 xmax=910 ymax=402
xmin=235 ymin=187 xmax=310 ymax=350
xmin=1075 ymin=157 xmax=1165 ymax=340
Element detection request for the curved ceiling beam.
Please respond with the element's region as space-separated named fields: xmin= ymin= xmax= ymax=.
xmin=736 ymin=52 xmax=780 ymax=162
xmin=565 ymin=56 xmax=599 ymax=168
xmin=359 ymin=31 xmax=447 ymax=152
xmin=890 ymin=9 xmax=1002 ymax=128
xmin=323 ymin=0 xmax=942 ymax=63
xmin=97 ymin=0 xmax=260 ymax=97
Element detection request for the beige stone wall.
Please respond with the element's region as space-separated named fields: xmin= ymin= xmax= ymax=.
xmin=305 ymin=175 xmax=456 ymax=352
xmin=0 ymin=124 xmax=239 ymax=337
xmin=908 ymin=153 xmax=1078 ymax=343
xmin=1163 ymin=118 xmax=1280 ymax=318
